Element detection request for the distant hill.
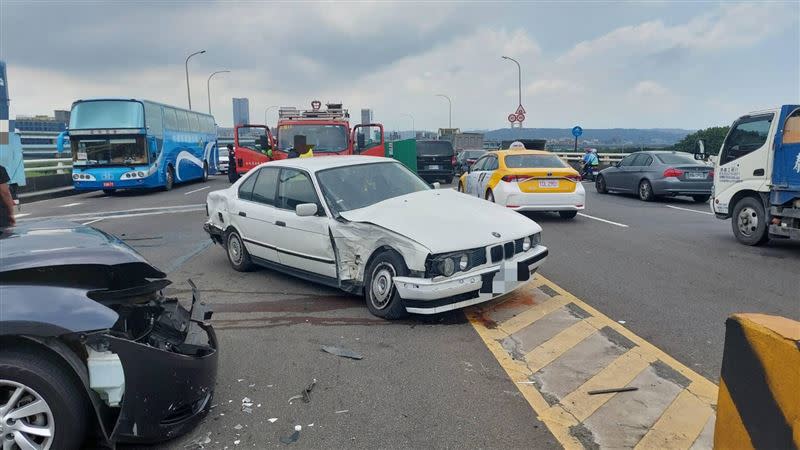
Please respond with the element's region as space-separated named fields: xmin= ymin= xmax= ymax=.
xmin=477 ymin=128 xmax=694 ymax=147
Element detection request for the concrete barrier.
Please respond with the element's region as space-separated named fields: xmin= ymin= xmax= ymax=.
xmin=714 ymin=313 xmax=800 ymax=450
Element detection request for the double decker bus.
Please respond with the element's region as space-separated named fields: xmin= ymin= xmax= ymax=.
xmin=230 ymin=101 xmax=384 ymax=177
xmin=60 ymin=98 xmax=218 ymax=193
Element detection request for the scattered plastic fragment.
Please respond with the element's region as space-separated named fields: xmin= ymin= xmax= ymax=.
xmin=295 ymin=425 xmax=302 ymax=431
xmin=334 ymin=410 xmax=349 ymax=414
xmin=234 ymin=424 xmax=243 ymax=430
xmin=268 ymin=418 xmax=278 ymax=423
xmin=321 ymin=345 xmax=364 ymax=360
xmin=516 ymin=381 xmax=536 ymax=385
xmin=257 ymin=404 xmax=262 ymax=408
xmin=588 ymin=386 xmax=638 ymax=395
xmin=241 ymin=407 xmax=253 ymax=414
xmin=618 ymin=320 xmax=627 ymax=324
xmin=280 ymin=426 xmax=301 ymax=444
xmin=308 ymin=423 xmax=314 ymax=427
xmin=234 ymin=440 xmax=240 ymax=445
xmin=288 ymin=379 xmax=317 ymax=404
xmin=184 ymin=431 xmax=212 ymax=448
xmin=237 ymin=379 xmax=244 ymax=382
xmin=249 ymin=383 xmax=256 ymax=387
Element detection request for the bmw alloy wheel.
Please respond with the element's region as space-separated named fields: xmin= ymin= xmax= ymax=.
xmin=0 ymin=380 xmax=55 ymax=450
xmin=370 ymin=262 xmax=396 ymax=310
xmin=228 ymin=234 xmax=243 ymax=265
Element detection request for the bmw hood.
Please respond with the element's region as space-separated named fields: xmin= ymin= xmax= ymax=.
xmin=339 ymin=189 xmax=542 ymax=254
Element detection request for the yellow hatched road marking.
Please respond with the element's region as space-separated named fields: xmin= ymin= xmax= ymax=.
xmin=634 ymin=387 xmax=715 ymax=450
xmin=523 ymin=318 xmax=598 ymax=373
xmin=468 ymin=275 xmax=718 ymax=449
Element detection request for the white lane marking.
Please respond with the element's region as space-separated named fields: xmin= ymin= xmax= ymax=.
xmin=184 ymin=186 xmax=210 ymax=195
xmin=60 ymin=202 xmax=83 ymax=208
xmin=577 ymin=213 xmax=629 ymax=228
xmin=75 ymin=207 xmax=205 ymax=222
xmin=665 ymin=205 xmax=713 ymax=215
xmin=81 ymin=218 xmax=104 ymax=225
xmin=15 ymin=213 xmax=30 ymax=218
xmin=19 ymin=204 xmax=205 ymax=222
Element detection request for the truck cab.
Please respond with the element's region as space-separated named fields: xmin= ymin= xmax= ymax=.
xmin=706 ymin=105 xmax=800 ymax=245
xmin=230 ymin=102 xmax=384 ymax=177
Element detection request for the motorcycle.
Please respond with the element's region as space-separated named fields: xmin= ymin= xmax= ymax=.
xmin=581 ymin=163 xmax=600 ymax=182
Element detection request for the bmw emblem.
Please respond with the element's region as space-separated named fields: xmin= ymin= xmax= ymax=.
xmin=492 ymin=232 xmax=501 ymax=238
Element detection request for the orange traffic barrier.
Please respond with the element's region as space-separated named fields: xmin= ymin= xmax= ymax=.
xmin=715 ymin=313 xmax=800 ymax=449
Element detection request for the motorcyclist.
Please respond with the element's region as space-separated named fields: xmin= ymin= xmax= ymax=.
xmin=581 ymin=148 xmax=599 ymax=180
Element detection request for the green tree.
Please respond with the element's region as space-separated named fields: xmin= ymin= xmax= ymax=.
xmin=671 ymin=126 xmax=730 ymax=155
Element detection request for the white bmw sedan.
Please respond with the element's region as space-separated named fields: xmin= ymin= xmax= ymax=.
xmin=204 ymin=156 xmax=548 ymax=319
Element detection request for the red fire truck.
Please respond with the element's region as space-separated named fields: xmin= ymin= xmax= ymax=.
xmin=229 ymin=101 xmax=384 ymax=177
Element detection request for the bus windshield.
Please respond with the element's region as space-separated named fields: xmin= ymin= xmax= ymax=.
xmin=278 ymin=124 xmax=348 ymax=153
xmin=70 ymin=100 xmax=144 ymax=129
xmin=71 ymin=136 xmax=148 ymax=166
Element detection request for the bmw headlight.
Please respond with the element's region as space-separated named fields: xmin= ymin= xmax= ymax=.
xmin=522 ymin=236 xmax=531 ymax=251
xmin=458 ymin=254 xmax=469 ymax=271
xmin=531 ymin=232 xmax=542 ymax=246
xmin=440 ymin=258 xmax=456 ymax=277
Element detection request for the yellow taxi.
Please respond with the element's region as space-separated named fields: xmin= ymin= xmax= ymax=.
xmin=457 ymin=144 xmax=585 ymax=219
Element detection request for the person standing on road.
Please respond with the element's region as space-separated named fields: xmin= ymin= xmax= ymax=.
xmin=0 ymin=165 xmax=16 ymax=228
xmin=226 ymin=144 xmax=239 ymax=183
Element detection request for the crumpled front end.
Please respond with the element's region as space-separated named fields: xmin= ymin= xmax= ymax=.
xmin=83 ymin=281 xmax=218 ymax=444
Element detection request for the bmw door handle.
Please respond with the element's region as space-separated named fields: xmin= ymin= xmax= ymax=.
xmin=276 ymin=221 xmax=286 ymax=227
xmin=238 ymin=211 xmax=247 ymax=217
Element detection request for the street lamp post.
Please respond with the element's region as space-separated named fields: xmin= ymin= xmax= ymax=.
xmin=264 ymin=105 xmax=278 ymax=125
xmin=501 ymin=56 xmax=522 ymax=108
xmin=207 ymin=70 xmax=230 ymax=115
xmin=435 ymin=94 xmax=452 ymax=128
xmin=400 ymin=113 xmax=415 ymax=138
xmin=185 ymin=50 xmax=206 ymax=110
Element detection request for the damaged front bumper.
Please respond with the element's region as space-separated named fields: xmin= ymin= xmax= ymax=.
xmin=86 ymin=282 xmax=218 ymax=444
xmin=395 ymin=245 xmax=548 ymax=314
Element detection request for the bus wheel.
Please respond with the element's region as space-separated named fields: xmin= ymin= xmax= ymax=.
xmin=164 ymin=166 xmax=175 ymax=191
xmin=202 ymin=161 xmax=209 ymax=182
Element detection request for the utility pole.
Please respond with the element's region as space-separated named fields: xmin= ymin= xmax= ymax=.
xmin=185 ymin=50 xmax=206 ymax=110
xmin=207 ymin=70 xmax=230 ymax=114
xmin=435 ymin=94 xmax=452 ymax=128
xmin=264 ymin=105 xmax=278 ymax=125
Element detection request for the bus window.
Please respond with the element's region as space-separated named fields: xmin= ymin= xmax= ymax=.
xmin=176 ymin=110 xmax=190 ymax=131
xmin=189 ymin=113 xmax=200 ymax=132
xmin=164 ymin=108 xmax=178 ymax=130
xmin=144 ymin=102 xmax=163 ymax=138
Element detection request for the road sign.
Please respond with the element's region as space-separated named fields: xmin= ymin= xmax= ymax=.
xmin=572 ymin=126 xmax=583 ymax=137
xmin=515 ymin=105 xmax=526 ymax=116
xmin=516 ymin=113 xmax=525 ymax=123
xmin=508 ymin=114 xmax=517 ymax=123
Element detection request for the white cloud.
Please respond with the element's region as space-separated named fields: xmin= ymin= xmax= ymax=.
xmin=630 ymin=80 xmax=669 ymax=97
xmin=525 ymin=79 xmax=584 ymax=96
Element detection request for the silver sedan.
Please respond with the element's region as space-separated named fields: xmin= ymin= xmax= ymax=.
xmin=595 ymin=151 xmax=713 ymax=202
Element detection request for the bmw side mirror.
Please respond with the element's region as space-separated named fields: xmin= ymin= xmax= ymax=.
xmin=296 ymin=203 xmax=318 ymax=217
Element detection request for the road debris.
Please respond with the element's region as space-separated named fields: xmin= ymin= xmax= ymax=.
xmin=184 ymin=431 xmax=212 ymax=448
xmin=288 ymin=378 xmax=317 ymax=404
xmin=241 ymin=396 xmax=254 ymax=413
xmin=618 ymin=320 xmax=627 ymax=324
xmin=515 ymin=381 xmax=537 ymax=385
xmin=587 ymin=386 xmax=638 ymax=395
xmin=321 ymin=345 xmax=364 ymax=360
xmin=268 ymin=418 xmax=278 ymax=423
xmin=334 ymin=409 xmax=349 ymax=414
xmin=234 ymin=439 xmax=240 ymax=445
xmin=234 ymin=424 xmax=243 ymax=430
xmin=280 ymin=425 xmax=302 ymax=444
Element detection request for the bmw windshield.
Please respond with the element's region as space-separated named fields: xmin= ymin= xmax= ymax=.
xmin=316 ymin=162 xmax=430 ymax=214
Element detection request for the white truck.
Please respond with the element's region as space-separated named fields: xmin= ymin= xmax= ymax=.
xmin=702 ymin=105 xmax=800 ymax=245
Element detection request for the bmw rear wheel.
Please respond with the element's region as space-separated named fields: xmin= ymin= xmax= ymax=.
xmin=364 ymin=251 xmax=408 ymax=320
xmin=226 ymin=229 xmax=254 ymax=271
xmin=638 ymin=180 xmax=654 ymax=201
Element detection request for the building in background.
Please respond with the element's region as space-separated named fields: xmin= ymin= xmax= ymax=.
xmin=54 ymin=110 xmax=70 ymax=124
xmin=15 ymin=112 xmax=70 ymax=144
xmin=360 ymin=108 xmax=372 ymax=126
xmin=233 ymin=98 xmax=250 ymax=126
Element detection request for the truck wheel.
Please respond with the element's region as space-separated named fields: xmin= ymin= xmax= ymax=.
xmin=364 ymin=250 xmax=409 ymax=320
xmin=732 ymin=197 xmax=769 ymax=246
xmin=0 ymin=350 xmax=89 ymax=450
xmin=226 ymin=229 xmax=254 ymax=271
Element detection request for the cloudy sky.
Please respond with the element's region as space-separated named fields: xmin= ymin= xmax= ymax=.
xmin=2 ymin=1 xmax=798 ymax=131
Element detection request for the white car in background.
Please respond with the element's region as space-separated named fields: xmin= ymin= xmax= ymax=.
xmin=204 ymin=156 xmax=548 ymax=319
xmin=218 ymin=148 xmax=229 ymax=173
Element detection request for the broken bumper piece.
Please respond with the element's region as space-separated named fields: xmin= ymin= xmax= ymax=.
xmin=395 ymin=246 xmax=548 ymax=314
xmin=204 ymin=221 xmax=225 ymax=245
xmin=97 ymin=282 xmax=218 ymax=444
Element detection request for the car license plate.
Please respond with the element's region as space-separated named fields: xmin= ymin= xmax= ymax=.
xmin=103 ymin=182 xmax=114 ymax=187
xmin=538 ymin=180 xmax=559 ymax=188
xmin=428 ymin=165 xmax=440 ymax=170
xmin=686 ymin=172 xmax=705 ymax=180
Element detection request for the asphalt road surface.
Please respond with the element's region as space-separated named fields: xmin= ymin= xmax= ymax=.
xmin=15 ymin=176 xmax=799 ymax=448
